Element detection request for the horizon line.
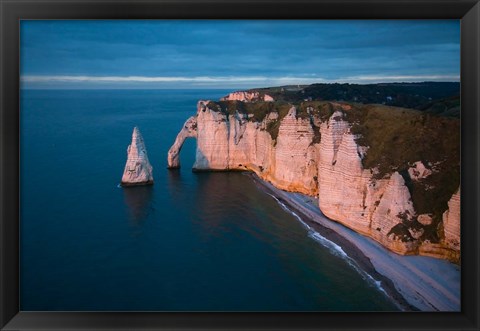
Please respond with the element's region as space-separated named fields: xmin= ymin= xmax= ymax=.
xmin=21 ymin=74 xmax=460 ymax=88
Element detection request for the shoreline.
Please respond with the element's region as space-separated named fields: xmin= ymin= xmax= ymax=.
xmin=247 ymin=173 xmax=460 ymax=312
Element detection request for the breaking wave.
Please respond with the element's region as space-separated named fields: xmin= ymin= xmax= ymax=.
xmin=267 ymin=193 xmax=388 ymax=297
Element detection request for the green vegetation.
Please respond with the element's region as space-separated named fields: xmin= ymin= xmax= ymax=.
xmin=390 ymin=211 xmax=442 ymax=243
xmin=346 ymin=104 xmax=460 ymax=225
xmin=292 ymin=82 xmax=459 ymax=109
xmin=298 ymin=101 xmax=335 ymax=121
xmin=207 ymin=100 xmax=292 ymax=142
xmin=295 ymin=101 xmax=336 ymax=145
xmin=420 ymin=95 xmax=460 ymax=118
xmin=387 ymin=223 xmax=415 ymax=242
xmin=264 ymin=103 xmax=291 ymax=143
xmin=252 ymin=85 xmax=308 ymax=102
xmin=207 ymin=100 xmax=280 ymax=122
xmin=207 ymin=100 xmax=246 ymax=116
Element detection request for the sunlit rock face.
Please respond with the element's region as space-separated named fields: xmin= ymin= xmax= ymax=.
xmin=168 ymin=96 xmax=460 ymax=262
xmin=370 ymin=172 xmax=417 ymax=254
xmin=167 ymin=116 xmax=198 ymax=169
xmin=317 ymin=111 xmax=370 ymax=232
xmin=443 ymin=188 xmax=461 ymax=250
xmin=408 ymin=161 xmax=432 ymax=181
xmin=121 ymin=127 xmax=153 ymax=186
xmin=316 ymin=113 xmax=418 ymax=255
xmin=220 ymin=91 xmax=274 ymax=102
xmin=191 ymin=102 xmax=317 ymax=195
xmin=193 ymin=101 xmax=231 ymax=170
xmin=270 ymin=107 xmax=319 ymax=195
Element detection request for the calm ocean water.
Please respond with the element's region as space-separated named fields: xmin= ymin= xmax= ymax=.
xmin=20 ymin=89 xmax=398 ymax=311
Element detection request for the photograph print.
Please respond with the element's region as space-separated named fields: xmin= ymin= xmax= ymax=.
xmin=20 ymin=20 xmax=460 ymax=312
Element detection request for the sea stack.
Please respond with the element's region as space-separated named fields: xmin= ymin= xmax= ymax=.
xmin=121 ymin=127 xmax=154 ymax=186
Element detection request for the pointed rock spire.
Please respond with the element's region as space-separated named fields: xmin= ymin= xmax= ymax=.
xmin=121 ymin=127 xmax=153 ymax=186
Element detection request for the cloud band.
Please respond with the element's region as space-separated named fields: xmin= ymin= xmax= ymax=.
xmin=21 ymin=74 xmax=460 ymax=86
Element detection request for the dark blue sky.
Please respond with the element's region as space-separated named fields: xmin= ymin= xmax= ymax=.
xmin=20 ymin=20 xmax=460 ymax=89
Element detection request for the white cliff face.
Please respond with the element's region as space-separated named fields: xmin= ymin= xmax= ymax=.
xmin=270 ymin=107 xmax=318 ymax=195
xmin=443 ymin=188 xmax=460 ymax=250
xmin=227 ymin=112 xmax=271 ymax=173
xmin=220 ymin=91 xmax=274 ymax=102
xmin=193 ymin=100 xmax=275 ymax=173
xmin=317 ymin=111 xmax=369 ymax=232
xmin=168 ymin=100 xmax=460 ymax=262
xmin=316 ymin=112 xmax=418 ymax=255
xmin=371 ymin=172 xmax=417 ymax=253
xmin=167 ymin=116 xmax=198 ymax=168
xmin=121 ymin=127 xmax=153 ymax=186
xmin=194 ymin=101 xmax=231 ymax=170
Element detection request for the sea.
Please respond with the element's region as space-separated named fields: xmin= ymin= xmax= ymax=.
xmin=19 ymin=89 xmax=398 ymax=311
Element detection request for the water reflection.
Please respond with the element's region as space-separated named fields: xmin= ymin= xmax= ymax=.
xmin=192 ymin=172 xmax=266 ymax=241
xmin=166 ymin=168 xmax=184 ymax=201
xmin=123 ymin=185 xmax=154 ymax=224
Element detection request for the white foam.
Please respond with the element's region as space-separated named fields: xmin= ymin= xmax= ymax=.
xmin=308 ymin=231 xmax=348 ymax=258
xmin=268 ymin=194 xmax=312 ymax=230
xmin=268 ymin=192 xmax=389 ymax=298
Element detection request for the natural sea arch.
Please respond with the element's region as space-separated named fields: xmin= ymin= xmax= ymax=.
xmin=167 ymin=116 xmax=197 ymax=169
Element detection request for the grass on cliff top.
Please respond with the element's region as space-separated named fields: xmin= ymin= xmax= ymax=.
xmin=250 ymin=85 xmax=309 ymax=102
xmin=208 ymin=99 xmax=335 ymax=124
xmin=207 ymin=100 xmax=292 ymax=142
xmin=207 ymin=100 xmax=274 ymax=121
xmin=420 ymin=95 xmax=460 ymax=118
xmin=297 ymin=101 xmax=335 ymax=120
xmin=345 ymin=103 xmax=460 ymax=224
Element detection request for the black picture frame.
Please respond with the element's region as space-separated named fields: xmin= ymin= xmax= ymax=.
xmin=1 ymin=0 xmax=479 ymax=330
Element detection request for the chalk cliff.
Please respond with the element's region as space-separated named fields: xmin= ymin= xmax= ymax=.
xmin=121 ymin=127 xmax=154 ymax=186
xmin=221 ymin=91 xmax=274 ymax=102
xmin=443 ymin=189 xmax=461 ymax=250
xmin=168 ymin=95 xmax=461 ymax=263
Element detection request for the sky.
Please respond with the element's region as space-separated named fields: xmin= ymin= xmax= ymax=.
xmin=20 ymin=20 xmax=460 ymax=89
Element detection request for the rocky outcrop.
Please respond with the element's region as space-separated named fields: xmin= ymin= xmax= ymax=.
xmin=167 ymin=97 xmax=460 ymax=262
xmin=220 ymin=91 xmax=274 ymax=102
xmin=443 ymin=189 xmax=461 ymax=250
xmin=167 ymin=116 xmax=198 ymax=168
xmin=417 ymin=214 xmax=433 ymax=226
xmin=121 ymin=127 xmax=153 ymax=186
xmin=408 ymin=161 xmax=432 ymax=181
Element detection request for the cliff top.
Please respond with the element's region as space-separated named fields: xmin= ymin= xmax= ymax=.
xmin=250 ymin=81 xmax=460 ymax=117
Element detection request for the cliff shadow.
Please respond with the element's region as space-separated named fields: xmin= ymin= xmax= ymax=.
xmin=122 ymin=185 xmax=155 ymax=225
xmin=191 ymin=145 xmax=210 ymax=171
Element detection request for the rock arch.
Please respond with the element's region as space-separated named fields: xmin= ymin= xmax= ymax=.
xmin=167 ymin=116 xmax=198 ymax=168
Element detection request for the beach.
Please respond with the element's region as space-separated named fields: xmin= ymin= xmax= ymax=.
xmin=249 ymin=173 xmax=461 ymax=312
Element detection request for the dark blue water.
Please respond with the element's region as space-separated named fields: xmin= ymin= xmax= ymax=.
xmin=20 ymin=89 xmax=398 ymax=311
